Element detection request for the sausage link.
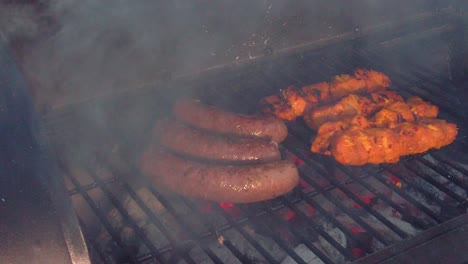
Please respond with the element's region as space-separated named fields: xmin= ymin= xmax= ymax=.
xmin=140 ymin=148 xmax=299 ymax=203
xmin=174 ymin=99 xmax=288 ymax=143
xmin=157 ymin=119 xmax=281 ymax=163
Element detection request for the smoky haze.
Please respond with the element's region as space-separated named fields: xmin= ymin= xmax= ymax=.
xmin=9 ymin=0 xmax=456 ymax=167
xmin=16 ymin=0 xmax=443 ymax=110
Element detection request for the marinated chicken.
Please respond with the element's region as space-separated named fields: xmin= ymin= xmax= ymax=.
xmin=304 ymin=93 xmax=377 ymax=130
xmin=329 ymin=118 xmax=458 ymax=165
xmin=309 ymin=90 xmax=450 ymax=165
xmin=259 ymin=69 xmax=391 ymax=121
xmin=407 ymin=96 xmax=439 ymax=118
xmin=311 ymin=115 xmax=371 ymax=155
xmin=258 ymin=68 xmax=454 ymax=165
xmin=305 ymin=91 xmax=438 ymax=130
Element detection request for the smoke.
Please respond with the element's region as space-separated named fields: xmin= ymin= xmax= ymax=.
xmin=11 ymin=0 xmax=445 ymax=110
xmin=7 ymin=0 xmax=455 ymax=158
xmin=0 ymin=4 xmax=41 ymax=42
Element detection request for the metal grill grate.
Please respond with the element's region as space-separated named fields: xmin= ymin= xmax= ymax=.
xmin=52 ymin=39 xmax=467 ymax=264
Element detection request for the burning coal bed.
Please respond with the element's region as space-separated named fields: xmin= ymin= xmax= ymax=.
xmin=65 ymin=148 xmax=467 ymax=264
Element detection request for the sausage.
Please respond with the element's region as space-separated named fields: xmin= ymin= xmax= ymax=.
xmin=174 ymin=99 xmax=288 ymax=143
xmin=157 ymin=119 xmax=281 ymax=163
xmin=140 ymin=148 xmax=299 ymax=203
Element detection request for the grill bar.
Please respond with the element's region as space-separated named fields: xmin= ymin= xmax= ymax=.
xmin=297 ymin=193 xmax=376 ymax=254
xmin=323 ymin=159 xmax=430 ymax=229
xmin=60 ymin=161 xmax=139 ymax=264
xmin=371 ymin=172 xmax=443 ymax=223
xmin=78 ymin=217 xmax=109 ymax=264
xmin=68 ymin=176 xmax=118 ymax=196
xmin=403 ymin=163 xmax=467 ymax=206
xmin=385 ymin=165 xmax=447 ymax=205
xmin=276 ymin=197 xmax=356 ymax=261
xmin=84 ymin=167 xmax=170 ymax=264
xmin=138 ymin=175 xmax=226 ymax=264
xmin=255 ymin=204 xmax=335 ymax=264
xmin=104 ymin=167 xmax=200 ymax=263
xmin=309 ymin=157 xmax=410 ymax=239
xmin=281 ymin=148 xmax=392 ymax=246
xmin=431 ymin=152 xmax=468 ymax=179
xmin=414 ymin=155 xmax=465 ymax=189
xmin=179 ymin=197 xmax=282 ymax=264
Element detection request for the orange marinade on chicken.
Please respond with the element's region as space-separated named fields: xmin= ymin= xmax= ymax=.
xmin=282 ymin=86 xmax=310 ymax=117
xmin=407 ymin=96 xmax=439 ymax=118
xmin=329 ymin=118 xmax=457 ymax=166
xmin=304 ymin=94 xmax=376 ymax=130
xmin=301 ymin=82 xmax=331 ymax=104
xmin=259 ymin=94 xmax=297 ymax=121
xmin=329 ymin=69 xmax=391 ymax=99
xmin=309 ymin=93 xmax=448 ymax=160
xmin=304 ymin=90 xmax=403 ymax=130
xmin=259 ymin=69 xmax=391 ymax=121
xmin=311 ymin=115 xmax=371 ymax=155
xmin=305 ymin=91 xmax=437 ymax=131
xmin=372 ymin=101 xmax=415 ymax=128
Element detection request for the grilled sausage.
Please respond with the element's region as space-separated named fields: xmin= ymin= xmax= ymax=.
xmin=157 ymin=119 xmax=281 ymax=163
xmin=140 ymin=148 xmax=299 ymax=203
xmin=174 ymin=99 xmax=288 ymax=143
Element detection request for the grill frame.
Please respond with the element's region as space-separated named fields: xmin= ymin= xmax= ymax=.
xmin=46 ymin=16 xmax=468 ymax=264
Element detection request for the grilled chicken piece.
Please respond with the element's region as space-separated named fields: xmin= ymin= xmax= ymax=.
xmin=310 ymin=115 xmax=371 ymax=155
xmin=305 ymin=92 xmax=435 ymax=130
xmin=370 ymin=90 xmax=404 ymax=105
xmin=282 ymin=86 xmax=310 ymax=117
xmin=329 ymin=69 xmax=390 ymax=99
xmin=372 ymin=101 xmax=414 ymax=128
xmin=310 ymin=94 xmax=444 ymax=157
xmin=407 ymin=96 xmax=438 ymax=118
xmin=260 ymin=69 xmax=391 ymax=120
xmin=304 ymin=91 xmax=403 ymax=130
xmin=329 ymin=118 xmax=457 ymax=165
xmin=304 ymin=94 xmax=376 ymax=130
xmin=259 ymin=94 xmax=297 ymax=121
xmin=301 ymin=81 xmax=332 ymax=104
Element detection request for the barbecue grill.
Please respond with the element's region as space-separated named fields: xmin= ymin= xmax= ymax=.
xmin=1 ymin=1 xmax=467 ymax=264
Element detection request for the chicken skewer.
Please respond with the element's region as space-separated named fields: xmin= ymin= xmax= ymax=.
xmin=259 ymin=69 xmax=391 ymax=121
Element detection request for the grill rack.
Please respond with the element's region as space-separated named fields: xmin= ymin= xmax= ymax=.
xmin=53 ymin=40 xmax=467 ymax=264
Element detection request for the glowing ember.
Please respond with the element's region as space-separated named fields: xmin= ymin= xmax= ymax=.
xmin=293 ymin=157 xmax=303 ymax=166
xmin=388 ymin=174 xmax=402 ymax=188
xmin=352 ymin=247 xmax=365 ymax=258
xmin=281 ymin=209 xmax=296 ymax=221
xmin=305 ymin=204 xmax=316 ymax=216
xmin=219 ymin=202 xmax=234 ymax=209
xmin=353 ymin=194 xmax=375 ymax=208
xmin=219 ymin=202 xmax=241 ymax=217
xmin=299 ymin=179 xmax=314 ymax=192
xmin=351 ymin=227 xmax=365 ymax=234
